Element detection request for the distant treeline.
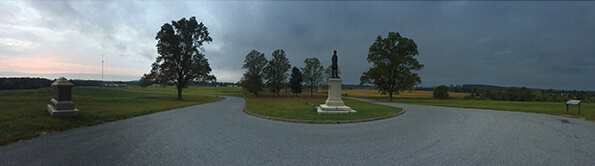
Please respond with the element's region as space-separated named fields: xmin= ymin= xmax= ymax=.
xmin=0 ymin=77 xmax=139 ymax=90
xmin=0 ymin=77 xmax=241 ymax=90
xmin=0 ymin=77 xmax=52 ymax=90
xmin=417 ymin=84 xmax=594 ymax=103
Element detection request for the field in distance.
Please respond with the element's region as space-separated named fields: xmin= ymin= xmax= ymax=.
xmin=340 ymin=89 xmax=469 ymax=99
xmin=338 ymin=88 xmax=593 ymax=122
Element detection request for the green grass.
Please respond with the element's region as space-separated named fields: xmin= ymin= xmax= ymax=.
xmin=130 ymin=86 xmax=404 ymax=122
xmin=245 ymin=96 xmax=403 ymax=122
xmin=0 ymin=87 xmax=223 ymax=146
xmin=125 ymin=86 xmax=244 ymax=96
xmin=387 ymin=99 xmax=595 ymax=122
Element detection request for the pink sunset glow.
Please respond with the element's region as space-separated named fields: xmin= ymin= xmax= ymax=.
xmin=0 ymin=56 xmax=144 ymax=76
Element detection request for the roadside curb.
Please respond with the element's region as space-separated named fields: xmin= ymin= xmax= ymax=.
xmin=242 ymin=105 xmax=405 ymax=124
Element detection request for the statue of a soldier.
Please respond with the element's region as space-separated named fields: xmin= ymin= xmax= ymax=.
xmin=331 ymin=50 xmax=339 ymax=78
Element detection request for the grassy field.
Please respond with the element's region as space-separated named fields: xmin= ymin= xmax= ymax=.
xmin=334 ymin=88 xmax=593 ymax=122
xmin=245 ymin=96 xmax=402 ymax=122
xmin=125 ymin=86 xmax=244 ymax=96
xmin=127 ymin=86 xmax=404 ymax=122
xmin=123 ymin=86 xmax=595 ymax=122
xmin=389 ymin=99 xmax=594 ymax=122
xmin=340 ymin=89 xmax=469 ymax=99
xmin=0 ymin=87 xmax=223 ymax=146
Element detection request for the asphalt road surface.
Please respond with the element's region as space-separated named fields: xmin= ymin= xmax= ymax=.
xmin=1 ymin=96 xmax=594 ymax=165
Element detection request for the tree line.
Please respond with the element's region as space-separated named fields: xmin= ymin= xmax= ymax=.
xmin=134 ymin=16 xmax=423 ymax=101
xmin=466 ymin=87 xmax=593 ymax=103
xmin=0 ymin=77 xmax=141 ymax=90
xmin=240 ymin=32 xmax=424 ymax=102
xmin=240 ymin=49 xmax=331 ymax=97
xmin=426 ymin=84 xmax=594 ymax=103
xmin=0 ymin=77 xmax=52 ymax=90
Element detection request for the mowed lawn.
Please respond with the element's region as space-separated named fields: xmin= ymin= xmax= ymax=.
xmin=245 ymin=96 xmax=402 ymax=122
xmin=125 ymin=86 xmax=244 ymax=96
xmin=392 ymin=99 xmax=595 ymax=122
xmin=341 ymin=89 xmax=469 ymax=99
xmin=0 ymin=87 xmax=223 ymax=146
xmin=343 ymin=89 xmax=594 ymax=122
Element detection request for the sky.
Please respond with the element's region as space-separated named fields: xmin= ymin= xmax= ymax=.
xmin=0 ymin=1 xmax=593 ymax=91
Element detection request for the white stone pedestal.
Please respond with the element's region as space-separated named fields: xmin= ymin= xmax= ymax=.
xmin=317 ymin=78 xmax=356 ymax=114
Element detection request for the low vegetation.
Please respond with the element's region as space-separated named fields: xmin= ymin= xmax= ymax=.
xmin=0 ymin=87 xmax=223 ymax=146
xmin=340 ymin=89 xmax=469 ymax=99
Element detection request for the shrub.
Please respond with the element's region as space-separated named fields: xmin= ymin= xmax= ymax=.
xmin=433 ymin=85 xmax=449 ymax=99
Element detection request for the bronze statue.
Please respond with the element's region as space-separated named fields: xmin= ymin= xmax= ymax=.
xmin=331 ymin=50 xmax=339 ymax=78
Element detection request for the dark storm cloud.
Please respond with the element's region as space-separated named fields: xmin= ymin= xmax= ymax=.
xmin=2 ymin=1 xmax=592 ymax=90
xmin=412 ymin=2 xmax=595 ymax=90
xmin=210 ymin=1 xmax=593 ymax=90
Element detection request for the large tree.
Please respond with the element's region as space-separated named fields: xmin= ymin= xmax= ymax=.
xmin=360 ymin=32 xmax=424 ymax=102
xmin=140 ymin=16 xmax=215 ymax=100
xmin=241 ymin=50 xmax=267 ymax=97
xmin=289 ymin=67 xmax=303 ymax=97
xmin=301 ymin=58 xmax=324 ymax=96
xmin=265 ymin=49 xmax=291 ymax=96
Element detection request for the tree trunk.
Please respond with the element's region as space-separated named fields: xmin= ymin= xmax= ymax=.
xmin=389 ymin=91 xmax=393 ymax=102
xmin=177 ymin=86 xmax=183 ymax=101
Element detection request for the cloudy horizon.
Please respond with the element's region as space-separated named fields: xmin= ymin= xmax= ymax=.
xmin=1 ymin=1 xmax=593 ymax=91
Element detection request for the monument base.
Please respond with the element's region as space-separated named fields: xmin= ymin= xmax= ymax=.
xmin=47 ymin=104 xmax=80 ymax=117
xmin=317 ymin=78 xmax=356 ymax=114
xmin=317 ymin=104 xmax=357 ymax=114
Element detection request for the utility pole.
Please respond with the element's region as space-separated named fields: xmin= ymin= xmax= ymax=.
xmin=102 ymin=53 xmax=104 ymax=87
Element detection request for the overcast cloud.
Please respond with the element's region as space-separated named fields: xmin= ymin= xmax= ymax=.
xmin=0 ymin=1 xmax=593 ymax=90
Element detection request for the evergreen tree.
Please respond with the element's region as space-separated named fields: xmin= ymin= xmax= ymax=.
xmin=289 ymin=67 xmax=303 ymax=96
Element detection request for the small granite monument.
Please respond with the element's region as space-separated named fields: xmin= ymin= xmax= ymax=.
xmin=47 ymin=77 xmax=80 ymax=117
xmin=317 ymin=50 xmax=356 ymax=114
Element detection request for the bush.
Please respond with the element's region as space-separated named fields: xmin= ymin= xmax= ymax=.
xmin=433 ymin=85 xmax=449 ymax=99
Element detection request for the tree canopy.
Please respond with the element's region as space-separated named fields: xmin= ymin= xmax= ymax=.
xmin=140 ymin=16 xmax=215 ymax=100
xmin=265 ymin=49 xmax=291 ymax=96
xmin=241 ymin=50 xmax=267 ymax=97
xmin=301 ymin=58 xmax=324 ymax=96
xmin=360 ymin=32 xmax=424 ymax=102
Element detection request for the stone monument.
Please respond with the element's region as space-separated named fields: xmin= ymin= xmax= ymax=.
xmin=47 ymin=77 xmax=80 ymax=117
xmin=317 ymin=50 xmax=356 ymax=114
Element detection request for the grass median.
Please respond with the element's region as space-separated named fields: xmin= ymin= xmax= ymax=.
xmin=245 ymin=96 xmax=403 ymax=122
xmin=0 ymin=87 xmax=223 ymax=146
xmin=125 ymin=86 xmax=244 ymax=96
xmin=124 ymin=86 xmax=404 ymax=122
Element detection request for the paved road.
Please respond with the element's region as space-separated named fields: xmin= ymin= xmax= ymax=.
xmin=1 ymin=96 xmax=594 ymax=165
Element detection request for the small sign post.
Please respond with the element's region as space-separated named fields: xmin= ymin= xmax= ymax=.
xmin=565 ymin=100 xmax=581 ymax=115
